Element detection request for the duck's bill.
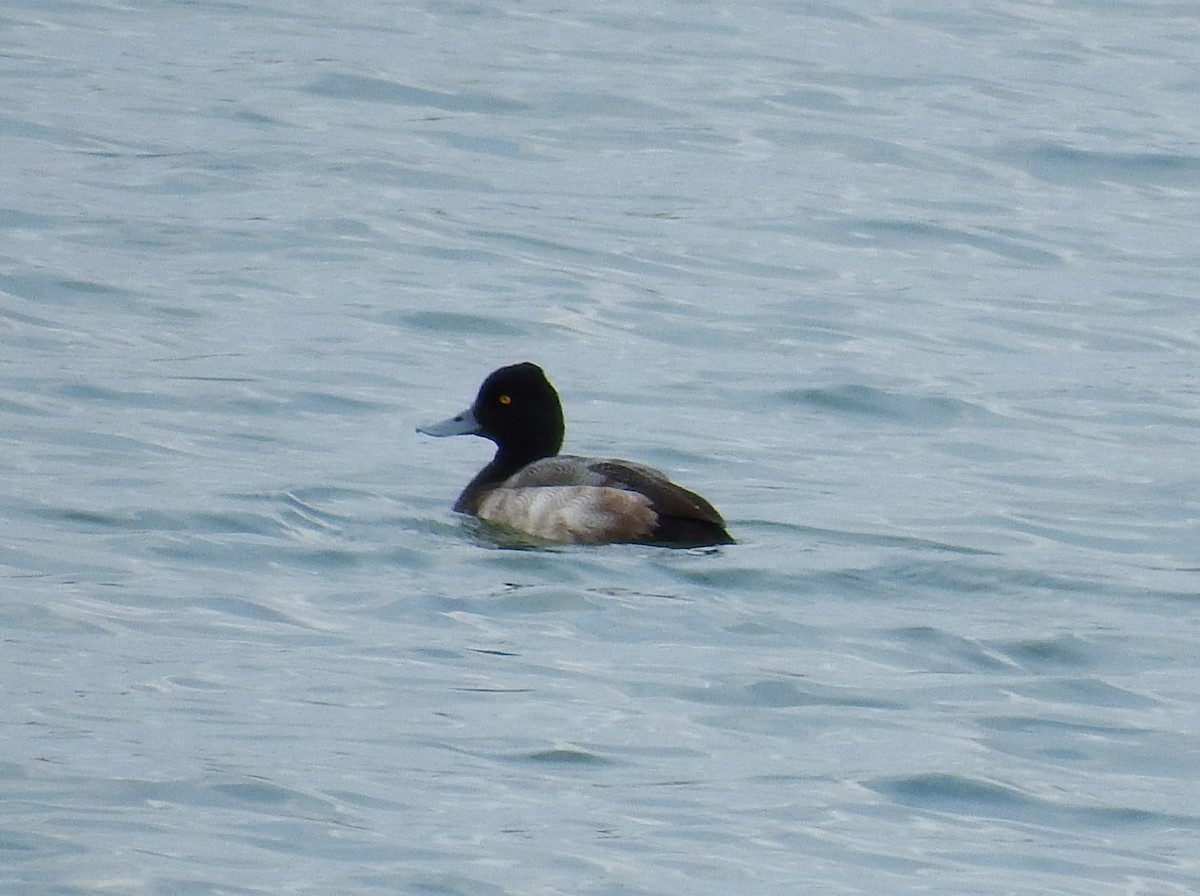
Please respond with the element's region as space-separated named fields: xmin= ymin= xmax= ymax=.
xmin=417 ymin=407 xmax=481 ymax=437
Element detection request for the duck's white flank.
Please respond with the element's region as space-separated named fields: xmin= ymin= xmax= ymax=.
xmin=477 ymin=485 xmax=657 ymax=544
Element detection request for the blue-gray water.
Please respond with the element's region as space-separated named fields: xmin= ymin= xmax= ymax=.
xmin=3 ymin=1 xmax=1199 ymax=893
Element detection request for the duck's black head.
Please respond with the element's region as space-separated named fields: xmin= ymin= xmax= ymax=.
xmin=472 ymin=362 xmax=564 ymax=462
xmin=419 ymin=362 xmax=565 ymax=467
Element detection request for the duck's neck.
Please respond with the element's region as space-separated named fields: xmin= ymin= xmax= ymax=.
xmin=453 ymin=445 xmax=554 ymax=514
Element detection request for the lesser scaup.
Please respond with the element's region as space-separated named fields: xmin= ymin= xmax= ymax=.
xmin=418 ymin=362 xmax=733 ymax=547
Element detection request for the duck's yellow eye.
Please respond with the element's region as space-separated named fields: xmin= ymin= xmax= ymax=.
xmin=498 ymin=394 xmax=512 ymax=405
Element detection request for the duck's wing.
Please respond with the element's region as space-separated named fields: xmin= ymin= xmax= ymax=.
xmin=498 ymin=456 xmax=607 ymax=489
xmin=504 ymin=456 xmax=725 ymax=526
xmin=585 ymin=459 xmax=727 ymax=527
xmin=482 ymin=458 xmax=654 ymax=542
xmin=493 ymin=456 xmax=730 ymax=547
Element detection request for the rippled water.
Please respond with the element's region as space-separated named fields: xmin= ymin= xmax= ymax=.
xmin=3 ymin=1 xmax=1199 ymax=894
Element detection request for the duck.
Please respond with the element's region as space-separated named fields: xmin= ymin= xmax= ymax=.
xmin=418 ymin=362 xmax=733 ymax=547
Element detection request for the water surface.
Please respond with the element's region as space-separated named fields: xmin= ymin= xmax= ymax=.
xmin=2 ymin=1 xmax=1199 ymax=894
